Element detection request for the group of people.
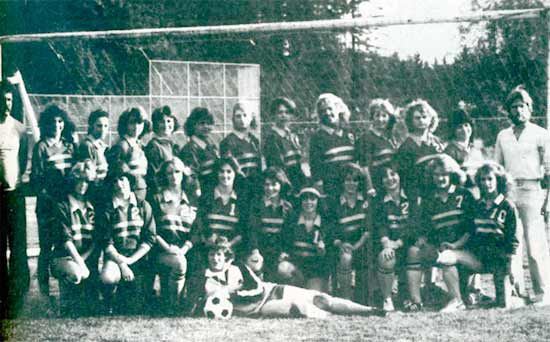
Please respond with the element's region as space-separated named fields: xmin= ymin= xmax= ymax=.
xmin=2 ymin=71 xmax=550 ymax=319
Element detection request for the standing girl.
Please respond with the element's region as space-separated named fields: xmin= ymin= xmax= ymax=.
xmin=262 ymin=97 xmax=305 ymax=191
xmin=31 ymin=104 xmax=77 ymax=297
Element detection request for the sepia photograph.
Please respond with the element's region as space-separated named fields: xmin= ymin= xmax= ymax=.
xmin=1 ymin=0 xmax=550 ymax=341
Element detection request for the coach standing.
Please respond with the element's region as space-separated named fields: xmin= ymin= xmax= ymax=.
xmin=0 ymin=77 xmax=30 ymax=318
xmin=495 ymin=85 xmax=550 ymax=305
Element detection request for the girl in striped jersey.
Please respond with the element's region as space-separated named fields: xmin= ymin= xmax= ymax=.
xmin=220 ymin=101 xmax=262 ymax=188
xmin=437 ymin=163 xmax=522 ymax=308
xmin=309 ymin=93 xmax=356 ymax=200
xmin=374 ymin=165 xmax=412 ymax=312
xmin=78 ymin=110 xmax=110 ymax=205
xmin=50 ymin=160 xmax=98 ymax=316
xmin=99 ymin=172 xmax=156 ymax=315
xmin=144 ymin=106 xmax=180 ymax=194
xmin=407 ymin=154 xmax=474 ymax=312
xmin=280 ymin=181 xmax=329 ymax=292
xmin=179 ymin=107 xmax=219 ymax=197
xmin=356 ymin=99 xmax=398 ymax=194
xmin=107 ymin=107 xmax=149 ymax=180
xmin=150 ymin=158 xmax=198 ymax=312
xmin=262 ymin=97 xmax=306 ymax=191
xmin=195 ymin=157 xmax=248 ymax=260
xmin=249 ymin=167 xmax=293 ymax=282
xmin=31 ymin=104 xmax=77 ymax=296
xmin=394 ymin=99 xmax=445 ymax=202
xmin=329 ymin=163 xmax=372 ymax=303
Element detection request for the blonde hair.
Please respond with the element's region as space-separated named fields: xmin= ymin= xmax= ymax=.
xmin=403 ymin=99 xmax=439 ymax=133
xmin=315 ymin=93 xmax=351 ymax=124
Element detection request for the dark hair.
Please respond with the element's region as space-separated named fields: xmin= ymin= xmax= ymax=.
xmin=376 ymin=165 xmax=401 ymax=194
xmin=425 ymin=154 xmax=465 ymax=187
xmin=505 ymin=85 xmax=533 ymax=112
xmin=87 ymin=109 xmax=110 ymax=135
xmin=262 ymin=166 xmax=292 ymax=196
xmin=403 ymin=99 xmax=439 ymax=133
xmin=152 ymin=105 xmax=179 ymax=134
xmin=117 ymin=107 xmax=150 ymax=138
xmin=105 ymin=169 xmax=136 ymax=195
xmin=269 ymin=97 xmax=296 ymax=119
xmin=475 ymin=163 xmax=513 ymax=196
xmin=207 ymin=236 xmax=234 ymax=262
xmin=447 ymin=108 xmax=473 ymax=142
xmin=213 ymin=157 xmax=239 ymax=179
xmin=38 ymin=104 xmax=75 ymax=141
xmin=184 ymin=107 xmax=214 ymax=137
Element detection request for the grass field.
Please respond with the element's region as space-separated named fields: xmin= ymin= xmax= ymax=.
xmin=2 ymin=304 xmax=550 ymax=341
xmin=2 ymin=200 xmax=550 ymax=341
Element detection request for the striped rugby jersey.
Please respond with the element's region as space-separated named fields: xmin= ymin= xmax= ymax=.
xmin=331 ymin=194 xmax=371 ymax=246
xmin=31 ymin=138 xmax=75 ymax=199
xmin=419 ymin=185 xmax=475 ymax=246
xmin=309 ymin=125 xmax=356 ymax=184
xmin=179 ymin=136 xmax=219 ymax=191
xmin=78 ymin=135 xmax=109 ymax=181
xmin=282 ymin=213 xmax=326 ymax=260
xmin=262 ymin=126 xmax=305 ymax=186
xmin=152 ymin=189 xmax=197 ymax=247
xmin=197 ymin=187 xmax=245 ymax=244
xmin=466 ymin=193 xmax=519 ymax=256
xmin=356 ymin=129 xmax=397 ymax=175
xmin=220 ymin=132 xmax=261 ymax=178
xmin=394 ymin=135 xmax=444 ymax=200
xmin=107 ymin=137 xmax=148 ymax=178
xmin=100 ymin=194 xmax=156 ymax=256
xmin=52 ymin=194 xmax=96 ymax=257
xmin=249 ymin=198 xmax=293 ymax=259
xmin=144 ymin=135 xmax=179 ymax=189
xmin=375 ymin=190 xmax=411 ymax=245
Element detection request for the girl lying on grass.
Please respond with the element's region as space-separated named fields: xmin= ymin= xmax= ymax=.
xmin=196 ymin=237 xmax=385 ymax=318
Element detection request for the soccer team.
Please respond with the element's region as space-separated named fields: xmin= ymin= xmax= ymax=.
xmin=2 ymin=73 xmax=550 ymax=318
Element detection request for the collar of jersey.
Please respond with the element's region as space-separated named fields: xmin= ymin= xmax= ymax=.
xmin=214 ymin=187 xmax=237 ymax=200
xmin=298 ymin=213 xmax=321 ymax=227
xmin=112 ymin=192 xmax=138 ymax=210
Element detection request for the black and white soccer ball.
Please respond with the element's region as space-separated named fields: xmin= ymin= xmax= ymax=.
xmin=204 ymin=293 xmax=233 ymax=320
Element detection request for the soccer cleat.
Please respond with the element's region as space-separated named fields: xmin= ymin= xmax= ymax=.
xmin=440 ymin=298 xmax=466 ymax=313
xmin=403 ymin=300 xmax=423 ymax=313
xmin=383 ymin=297 xmax=395 ymax=312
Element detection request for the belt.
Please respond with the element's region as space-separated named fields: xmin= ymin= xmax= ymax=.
xmin=515 ymin=179 xmax=540 ymax=187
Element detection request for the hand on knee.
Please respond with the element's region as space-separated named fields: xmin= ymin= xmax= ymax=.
xmin=378 ymin=249 xmax=396 ymax=271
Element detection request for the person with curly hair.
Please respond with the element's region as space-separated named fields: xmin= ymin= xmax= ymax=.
xmin=31 ymin=104 xmax=77 ymax=297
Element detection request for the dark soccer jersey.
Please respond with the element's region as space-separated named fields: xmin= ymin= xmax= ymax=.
xmin=151 ymin=189 xmax=197 ymax=247
xmin=99 ymin=195 xmax=156 ymax=256
xmin=282 ymin=212 xmax=327 ymax=262
xmin=31 ymin=138 xmax=76 ymax=199
xmin=249 ymin=198 xmax=293 ymax=259
xmin=262 ymin=126 xmax=305 ymax=187
xmin=356 ymin=129 xmax=397 ymax=176
xmin=375 ymin=190 xmax=411 ymax=245
xmin=78 ymin=136 xmax=109 ymax=181
xmin=309 ymin=126 xmax=356 ymax=185
xmin=196 ymin=188 xmax=246 ymax=245
xmin=107 ymin=137 xmax=148 ymax=179
xmin=466 ymin=194 xmax=519 ymax=257
xmin=179 ymin=136 xmax=220 ymax=187
xmin=220 ymin=132 xmax=261 ymax=179
xmin=444 ymin=142 xmax=469 ymax=166
xmin=52 ymin=196 xmax=96 ymax=257
xmin=144 ymin=135 xmax=179 ymax=188
xmin=419 ymin=185 xmax=475 ymax=246
xmin=394 ymin=135 xmax=444 ymax=200
xmin=331 ymin=194 xmax=371 ymax=246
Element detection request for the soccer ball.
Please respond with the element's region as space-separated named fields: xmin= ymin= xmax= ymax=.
xmin=277 ymin=260 xmax=297 ymax=279
xmin=204 ymin=293 xmax=233 ymax=320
